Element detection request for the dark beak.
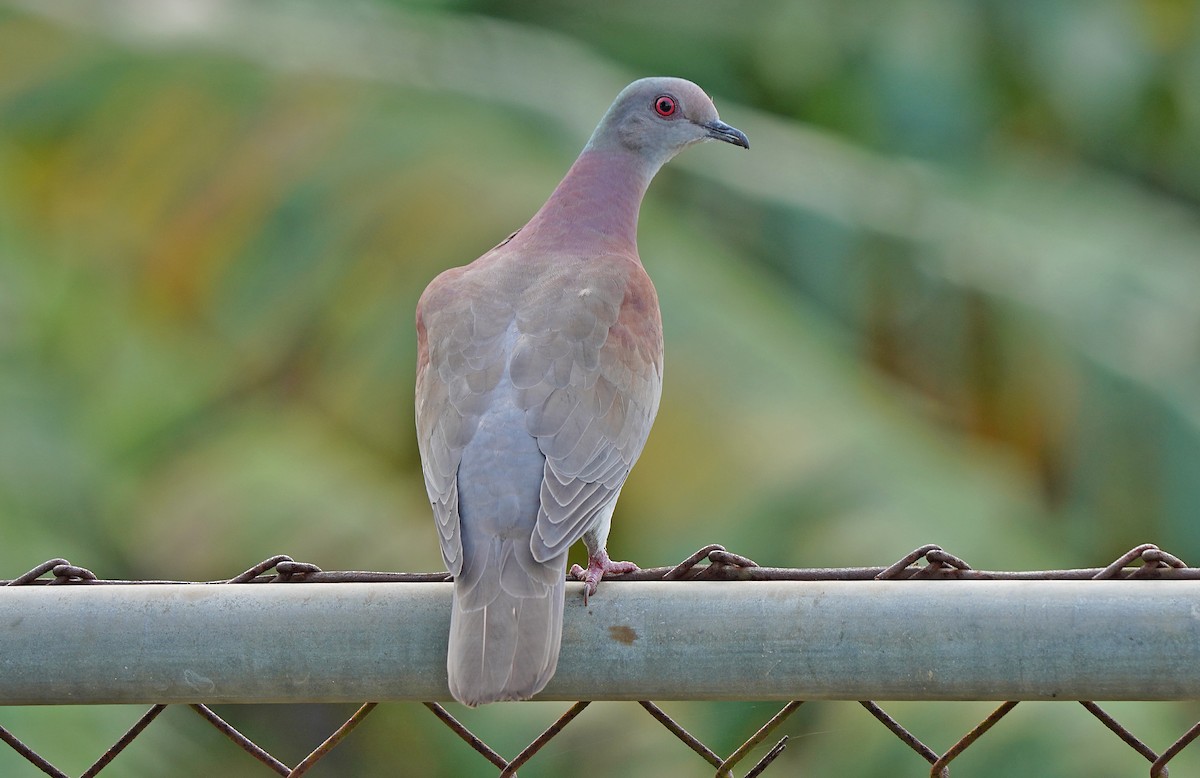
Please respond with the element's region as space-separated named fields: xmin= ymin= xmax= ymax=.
xmin=703 ymin=119 xmax=749 ymax=149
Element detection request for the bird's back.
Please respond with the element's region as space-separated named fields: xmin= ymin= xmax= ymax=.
xmin=415 ymin=241 xmax=662 ymax=704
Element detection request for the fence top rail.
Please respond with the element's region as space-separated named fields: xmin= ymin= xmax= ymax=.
xmin=3 ymin=576 xmax=1200 ymax=704
xmin=3 ymin=544 xmax=1196 ymax=705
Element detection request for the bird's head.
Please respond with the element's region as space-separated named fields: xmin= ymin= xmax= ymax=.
xmin=585 ymin=77 xmax=749 ymax=167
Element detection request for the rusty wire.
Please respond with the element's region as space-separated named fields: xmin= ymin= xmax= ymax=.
xmin=2 ymin=543 xmax=1200 ymax=776
xmin=7 ymin=544 xmax=1200 ymax=587
xmin=189 ymin=704 xmax=292 ymax=775
xmin=81 ymin=705 xmax=167 ymax=778
xmin=638 ymin=701 xmax=724 ymax=767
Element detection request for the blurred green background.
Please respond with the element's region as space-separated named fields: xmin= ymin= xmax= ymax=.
xmin=2 ymin=0 xmax=1200 ymax=775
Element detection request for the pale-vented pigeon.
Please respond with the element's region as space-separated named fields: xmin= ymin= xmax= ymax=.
xmin=415 ymin=77 xmax=748 ymax=706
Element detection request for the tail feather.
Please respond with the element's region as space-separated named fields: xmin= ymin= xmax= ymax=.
xmin=447 ymin=574 xmax=565 ymax=706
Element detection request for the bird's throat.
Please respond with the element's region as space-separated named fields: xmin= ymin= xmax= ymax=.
xmin=515 ymin=149 xmax=654 ymax=258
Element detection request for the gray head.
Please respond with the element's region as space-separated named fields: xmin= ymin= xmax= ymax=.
xmin=584 ymin=77 xmax=749 ymax=167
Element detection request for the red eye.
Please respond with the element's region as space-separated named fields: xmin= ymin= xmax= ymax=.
xmin=654 ymin=95 xmax=676 ymax=117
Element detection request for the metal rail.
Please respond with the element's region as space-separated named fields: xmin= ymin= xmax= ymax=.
xmin=3 ymin=578 xmax=1199 ymax=705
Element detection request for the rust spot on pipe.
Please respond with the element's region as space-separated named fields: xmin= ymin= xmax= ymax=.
xmin=608 ymin=625 xmax=637 ymax=644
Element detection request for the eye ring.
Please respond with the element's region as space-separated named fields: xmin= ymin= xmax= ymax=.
xmin=654 ymin=95 xmax=676 ymax=117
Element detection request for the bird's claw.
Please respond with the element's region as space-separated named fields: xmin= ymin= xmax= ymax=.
xmin=571 ymin=555 xmax=638 ymax=604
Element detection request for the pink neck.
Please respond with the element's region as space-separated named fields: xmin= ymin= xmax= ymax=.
xmin=513 ymin=148 xmax=654 ymax=258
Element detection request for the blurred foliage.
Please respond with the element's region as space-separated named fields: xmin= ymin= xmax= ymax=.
xmin=1 ymin=0 xmax=1199 ymax=775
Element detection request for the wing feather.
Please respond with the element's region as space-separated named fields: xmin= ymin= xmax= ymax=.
xmin=517 ymin=257 xmax=662 ymax=563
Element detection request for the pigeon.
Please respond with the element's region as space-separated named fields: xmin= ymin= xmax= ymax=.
xmin=415 ymin=77 xmax=748 ymax=706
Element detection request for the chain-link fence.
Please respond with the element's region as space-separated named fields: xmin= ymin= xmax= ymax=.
xmin=3 ymin=544 xmax=1200 ymax=776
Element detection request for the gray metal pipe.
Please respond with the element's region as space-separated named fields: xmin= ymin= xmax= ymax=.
xmin=1 ymin=581 xmax=1197 ymax=704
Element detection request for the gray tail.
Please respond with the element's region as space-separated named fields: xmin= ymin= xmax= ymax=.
xmin=447 ymin=574 xmax=566 ymax=706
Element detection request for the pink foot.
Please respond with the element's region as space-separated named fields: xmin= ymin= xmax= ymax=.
xmin=570 ymin=552 xmax=638 ymax=604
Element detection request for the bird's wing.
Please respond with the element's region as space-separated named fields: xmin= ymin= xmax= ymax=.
xmin=415 ymin=262 xmax=516 ymax=576
xmin=509 ymin=255 xmax=663 ymax=562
